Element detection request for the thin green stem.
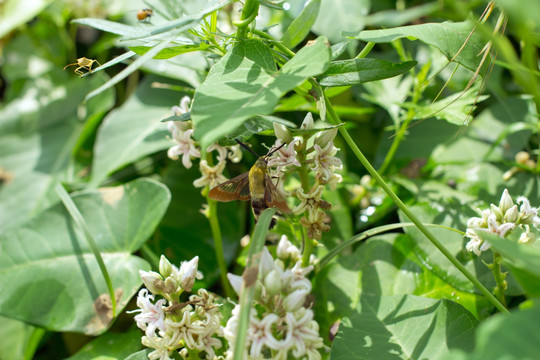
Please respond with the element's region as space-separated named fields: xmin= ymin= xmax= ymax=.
xmin=55 ymin=183 xmax=118 ymax=316
xmin=141 ymin=243 xmax=160 ymax=270
xmin=491 ymin=252 xmax=508 ymax=307
xmin=24 ymin=327 xmax=46 ymax=360
xmin=356 ymin=42 xmax=375 ymax=59
xmin=207 ymin=197 xmax=234 ymax=299
xmin=234 ymin=0 xmax=259 ymax=39
xmin=323 ymin=93 xmax=509 ymax=314
xmin=296 ymin=139 xmax=316 ymax=267
xmin=317 ymin=222 xmax=464 ymax=271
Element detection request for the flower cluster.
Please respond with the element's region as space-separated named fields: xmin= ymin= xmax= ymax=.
xmin=224 ymin=237 xmax=324 ymax=360
xmin=166 ymin=96 xmax=242 ymax=188
xmin=465 ymin=189 xmax=540 ymax=256
xmin=130 ymin=256 xmax=223 ymax=360
xmin=268 ymin=113 xmax=342 ymax=239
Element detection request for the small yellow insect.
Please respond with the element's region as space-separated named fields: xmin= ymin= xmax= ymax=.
xmin=137 ymin=8 xmax=153 ymax=22
xmin=63 ymin=57 xmax=101 ymax=77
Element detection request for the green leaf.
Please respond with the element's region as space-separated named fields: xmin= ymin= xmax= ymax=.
xmin=318 ymin=58 xmax=416 ymax=87
xmin=363 ymin=3 xmax=439 ymax=27
xmin=90 ymin=76 xmax=184 ymax=186
xmin=0 ymin=178 xmax=170 ymax=334
xmin=331 ymin=294 xmax=478 ymax=359
xmin=66 ymin=327 xmax=142 ymax=359
xmin=354 ymin=21 xmax=486 ymax=71
xmin=312 ymin=0 xmax=370 ymax=43
xmin=124 ymin=350 xmax=152 ymax=360
xmin=0 ymin=0 xmax=53 ymax=38
xmin=444 ymin=301 xmax=540 ymax=360
xmin=72 ymin=18 xmax=139 ymax=36
xmin=130 ymin=44 xmax=211 ymax=59
xmin=281 ymin=0 xmax=321 ymax=49
xmin=0 ymin=72 xmax=113 ymax=233
xmin=0 ymin=316 xmax=35 ymax=360
xmin=482 ymin=233 xmax=540 ymax=297
xmin=407 ymin=84 xmax=488 ymax=125
xmin=192 ymin=37 xmax=331 ymax=148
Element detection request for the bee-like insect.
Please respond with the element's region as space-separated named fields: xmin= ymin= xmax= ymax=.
xmin=209 ymin=140 xmax=290 ymax=227
xmin=63 ymin=57 xmax=101 ymax=77
xmin=137 ymin=8 xmax=153 ymax=22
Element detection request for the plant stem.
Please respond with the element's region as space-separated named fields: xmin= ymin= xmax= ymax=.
xmin=491 ymin=251 xmax=508 ymax=307
xmin=234 ymin=0 xmax=259 ymax=39
xmin=207 ymin=197 xmax=234 ymax=299
xmin=323 ymin=93 xmax=509 ymax=314
xmin=356 ymin=42 xmax=375 ymax=59
xmin=296 ymin=138 xmax=315 ymax=267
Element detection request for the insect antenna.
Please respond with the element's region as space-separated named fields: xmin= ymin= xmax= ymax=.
xmin=235 ymin=138 xmax=260 ymax=157
xmin=266 ymin=142 xmax=287 ymax=157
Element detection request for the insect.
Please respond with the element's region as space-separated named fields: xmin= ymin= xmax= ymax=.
xmin=209 ymin=140 xmax=290 ymax=228
xmin=63 ymin=57 xmax=101 ymax=77
xmin=137 ymin=8 xmax=153 ymax=22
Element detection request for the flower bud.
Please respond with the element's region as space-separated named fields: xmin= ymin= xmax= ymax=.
xmin=227 ymin=273 xmax=243 ymax=296
xmin=163 ymin=277 xmax=178 ymax=294
xmin=140 ymin=270 xmax=164 ymax=294
xmin=273 ymin=123 xmax=293 ymax=143
xmin=515 ymin=151 xmax=530 ymax=164
xmin=315 ymin=128 xmax=338 ymax=148
xmin=490 ymin=204 xmax=503 ymax=221
xmin=159 ymin=255 xmax=173 ymax=278
xmin=499 ymin=189 xmax=514 ymax=213
xmin=301 ymin=112 xmax=314 ymax=130
xmin=518 ymin=230 xmax=536 ymax=244
xmin=504 ymin=205 xmax=519 ymax=223
xmin=264 ymin=269 xmax=283 ymax=297
xmin=179 ymin=256 xmax=199 ymax=292
xmin=259 ymin=248 xmax=275 ymax=278
xmin=283 ymin=289 xmax=308 ymax=312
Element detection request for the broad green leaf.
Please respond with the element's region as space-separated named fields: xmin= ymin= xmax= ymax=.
xmin=0 ymin=178 xmax=170 ymax=334
xmin=0 ymin=316 xmax=35 ymax=360
xmin=312 ymin=0 xmax=370 ymax=43
xmin=0 ymin=71 xmax=113 ymax=233
xmin=318 ymin=58 xmax=416 ymax=87
xmin=363 ymin=3 xmax=439 ymax=27
xmin=313 ymin=234 xmax=487 ymax=338
xmin=192 ymin=37 xmax=331 ymax=148
xmin=90 ymin=76 xmax=184 ymax=186
xmin=281 ymin=0 xmax=321 ymax=49
xmin=331 ymin=294 xmax=478 ymax=359
xmin=124 ymin=350 xmax=152 ymax=360
xmin=354 ymin=21 xmax=486 ymax=71
xmin=66 ymin=327 xmax=142 ymax=360
xmin=0 ymin=0 xmax=53 ymax=38
xmin=130 ymin=44 xmax=211 ymax=59
xmin=443 ymin=301 xmax=540 ymax=360
xmin=72 ymin=18 xmax=139 ymax=36
xmin=407 ymin=84 xmax=488 ymax=126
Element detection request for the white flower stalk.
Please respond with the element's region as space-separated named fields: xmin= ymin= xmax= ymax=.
xmin=224 ymin=247 xmax=323 ymax=360
xmin=292 ymin=185 xmax=331 ymax=218
xmin=193 ymin=160 xmax=228 ymax=188
xmin=132 ymin=256 xmax=222 ymax=360
xmin=465 ymin=189 xmax=539 ymax=256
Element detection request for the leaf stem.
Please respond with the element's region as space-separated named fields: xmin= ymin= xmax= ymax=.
xmin=355 ymin=42 xmax=375 ymax=59
xmin=234 ymin=0 xmax=259 ymax=39
xmin=322 ymin=93 xmax=509 ymax=314
xmin=491 ymin=251 xmax=508 ymax=307
xmin=55 ymin=183 xmax=117 ymax=316
xmin=207 ymin=197 xmax=234 ymax=299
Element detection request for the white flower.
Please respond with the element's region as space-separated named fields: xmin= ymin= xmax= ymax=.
xmin=487 ymin=214 xmax=515 ymax=237
xmin=167 ymin=129 xmax=201 ymax=168
xmin=140 ymin=270 xmax=164 ymax=294
xmin=285 ymin=308 xmax=324 ymax=360
xmin=301 ymin=112 xmax=314 ymax=129
xmin=130 ymin=289 xmax=167 ymax=337
xmin=300 ymin=209 xmax=330 ymax=240
xmin=174 ymin=256 xmax=201 ymax=292
xmin=276 ymin=235 xmax=301 ymax=262
xmin=227 ymin=144 xmax=243 ymax=163
xmin=312 ymin=142 xmax=342 ymax=183
xmin=465 ymin=229 xmax=491 ymax=256
xmin=517 ymin=196 xmax=540 ymax=227
xmin=499 ymin=188 xmax=514 ymax=214
xmin=193 ymin=160 xmax=228 ymax=188
xmin=171 ymin=96 xmax=191 ymax=116
xmin=274 ymin=122 xmax=293 ymax=143
xmin=142 ymin=333 xmax=177 ymax=360
xmin=267 ymin=140 xmax=301 ymax=172
xmin=207 ymin=143 xmax=229 ymax=163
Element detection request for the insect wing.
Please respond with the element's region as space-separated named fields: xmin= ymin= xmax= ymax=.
xmin=209 ymin=172 xmax=250 ymax=201
xmin=264 ymin=175 xmax=291 ymax=213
